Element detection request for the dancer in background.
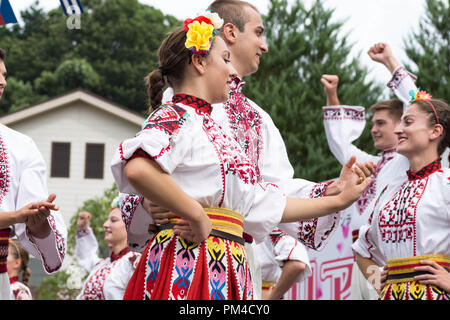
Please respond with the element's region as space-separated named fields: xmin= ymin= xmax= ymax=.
xmin=321 ymin=42 xmax=419 ymax=299
xmin=353 ymin=91 xmax=450 ymax=300
xmin=76 ymin=200 xmax=140 ymax=300
xmin=7 ymin=240 xmax=32 ymax=300
xmin=256 ymin=229 xmax=311 ymax=300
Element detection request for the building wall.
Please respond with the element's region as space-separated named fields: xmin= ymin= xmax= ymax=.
xmin=8 ymin=100 xmax=141 ymax=227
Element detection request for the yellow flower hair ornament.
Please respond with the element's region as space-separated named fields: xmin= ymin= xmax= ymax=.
xmin=183 ymin=10 xmax=223 ymax=55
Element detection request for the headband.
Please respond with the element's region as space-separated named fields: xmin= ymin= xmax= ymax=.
xmin=183 ymin=9 xmax=224 ymax=55
xmin=409 ymin=89 xmax=439 ymax=124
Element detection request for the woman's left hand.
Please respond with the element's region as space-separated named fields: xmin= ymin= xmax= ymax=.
xmin=414 ymin=260 xmax=450 ymax=292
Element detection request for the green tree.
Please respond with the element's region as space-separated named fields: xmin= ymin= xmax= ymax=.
xmin=244 ymin=0 xmax=382 ymax=181
xmin=404 ymin=0 xmax=449 ymax=101
xmin=0 ymin=0 xmax=179 ymax=114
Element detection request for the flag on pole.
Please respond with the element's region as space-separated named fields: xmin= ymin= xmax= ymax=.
xmin=60 ymin=0 xmax=84 ymax=16
xmin=0 ymin=0 xmax=18 ymax=26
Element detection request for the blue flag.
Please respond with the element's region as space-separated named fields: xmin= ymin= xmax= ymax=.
xmin=0 ymin=0 xmax=18 ymax=26
xmin=60 ymin=0 xmax=84 ymax=16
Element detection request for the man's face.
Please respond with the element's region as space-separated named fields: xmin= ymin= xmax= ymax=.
xmin=233 ymin=7 xmax=268 ymax=77
xmin=371 ymin=109 xmax=400 ymax=151
xmin=0 ymin=60 xmax=6 ymax=99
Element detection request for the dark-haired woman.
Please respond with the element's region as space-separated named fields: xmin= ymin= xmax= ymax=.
xmin=353 ymin=92 xmax=450 ymax=300
xmin=112 ymin=12 xmax=372 ymax=300
xmin=7 ymin=240 xmax=32 ymax=300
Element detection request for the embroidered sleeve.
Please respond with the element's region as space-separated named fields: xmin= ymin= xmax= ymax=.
xmin=323 ymin=105 xmax=380 ymax=165
xmin=119 ymin=193 xmax=154 ymax=253
xmin=387 ymin=66 xmax=418 ymax=111
xmin=112 ymin=104 xmax=194 ymax=195
xmin=14 ymin=137 xmax=67 ymax=274
xmin=277 ymin=180 xmax=341 ymax=251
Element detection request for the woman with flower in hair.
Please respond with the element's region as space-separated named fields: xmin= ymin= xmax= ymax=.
xmin=353 ymin=90 xmax=450 ymax=300
xmin=112 ymin=11 xmax=374 ymax=300
xmin=7 ymin=240 xmax=32 ymax=300
xmin=75 ymin=199 xmax=140 ymax=300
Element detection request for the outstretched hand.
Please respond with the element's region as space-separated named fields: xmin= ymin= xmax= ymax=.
xmin=22 ymin=194 xmax=58 ymax=238
xmin=337 ymin=156 xmax=374 ymax=206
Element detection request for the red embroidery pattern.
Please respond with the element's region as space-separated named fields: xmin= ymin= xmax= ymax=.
xmin=387 ymin=66 xmax=417 ymax=91
xmin=143 ymin=103 xmax=188 ymax=135
xmin=224 ymin=78 xmax=263 ymax=181
xmin=356 ymin=149 xmax=396 ymax=214
xmin=202 ymin=114 xmax=258 ymax=207
xmin=406 ymin=158 xmax=441 ymax=181
xmin=298 ymin=180 xmax=335 ymax=250
xmin=378 ymin=178 xmax=427 ymax=252
xmin=0 ymin=133 xmax=10 ymax=207
xmin=323 ymin=107 xmax=364 ymax=121
xmin=28 ymin=215 xmax=66 ymax=273
xmin=120 ymin=194 xmax=142 ymax=231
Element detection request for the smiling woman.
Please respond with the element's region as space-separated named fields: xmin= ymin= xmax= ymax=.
xmin=353 ymin=91 xmax=450 ymax=300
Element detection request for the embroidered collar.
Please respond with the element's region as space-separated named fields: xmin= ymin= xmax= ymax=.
xmin=172 ymin=94 xmax=212 ymax=115
xmin=110 ymin=247 xmax=130 ymax=262
xmin=382 ymin=148 xmax=396 ymax=158
xmin=407 ymin=158 xmax=442 ymax=181
xmin=229 ymin=76 xmax=246 ymax=93
xmin=9 ymin=276 xmax=19 ymax=284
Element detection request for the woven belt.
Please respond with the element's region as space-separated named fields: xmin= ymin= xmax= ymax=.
xmin=262 ymin=281 xmax=275 ymax=291
xmin=386 ymin=254 xmax=450 ymax=284
xmin=159 ymin=206 xmax=245 ymax=245
xmin=0 ymin=228 xmax=11 ymax=274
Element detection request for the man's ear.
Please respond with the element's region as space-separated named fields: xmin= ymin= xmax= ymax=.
xmin=191 ymin=54 xmax=207 ymax=75
xmin=221 ymin=23 xmax=238 ymax=44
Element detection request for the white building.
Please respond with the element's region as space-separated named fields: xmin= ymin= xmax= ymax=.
xmin=0 ymin=89 xmax=146 ymax=227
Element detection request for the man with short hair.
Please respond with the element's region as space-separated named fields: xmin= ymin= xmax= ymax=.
xmin=0 ymin=48 xmax=67 ymax=299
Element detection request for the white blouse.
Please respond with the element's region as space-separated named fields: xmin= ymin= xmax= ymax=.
xmin=256 ymin=229 xmax=311 ymax=285
xmin=112 ymin=94 xmax=286 ymax=244
xmin=352 ymin=159 xmax=450 ymax=266
xmin=10 ymin=278 xmax=32 ymax=300
xmin=75 ymin=227 xmax=140 ymax=300
xmin=0 ymin=124 xmax=66 ymax=273
xmin=119 ymin=79 xmax=340 ymax=252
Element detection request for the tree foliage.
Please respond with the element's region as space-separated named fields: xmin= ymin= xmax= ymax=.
xmin=0 ymin=0 xmax=179 ymax=114
xmin=245 ymin=0 xmax=382 ymax=181
xmin=403 ymin=0 xmax=449 ymax=101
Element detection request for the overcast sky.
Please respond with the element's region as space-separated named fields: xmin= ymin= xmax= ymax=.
xmin=10 ymin=0 xmax=427 ymax=96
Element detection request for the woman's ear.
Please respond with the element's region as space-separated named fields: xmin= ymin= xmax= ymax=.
xmin=430 ymin=123 xmax=444 ymax=141
xmin=221 ymin=23 xmax=238 ymax=44
xmin=191 ymin=54 xmax=207 ymax=75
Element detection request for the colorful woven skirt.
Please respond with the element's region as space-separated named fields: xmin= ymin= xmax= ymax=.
xmin=379 ymin=254 xmax=450 ymax=300
xmin=123 ymin=207 xmax=253 ymax=300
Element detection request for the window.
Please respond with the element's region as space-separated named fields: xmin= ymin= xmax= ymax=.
xmin=85 ymin=143 xmax=104 ymax=179
xmin=51 ymin=142 xmax=71 ymax=178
